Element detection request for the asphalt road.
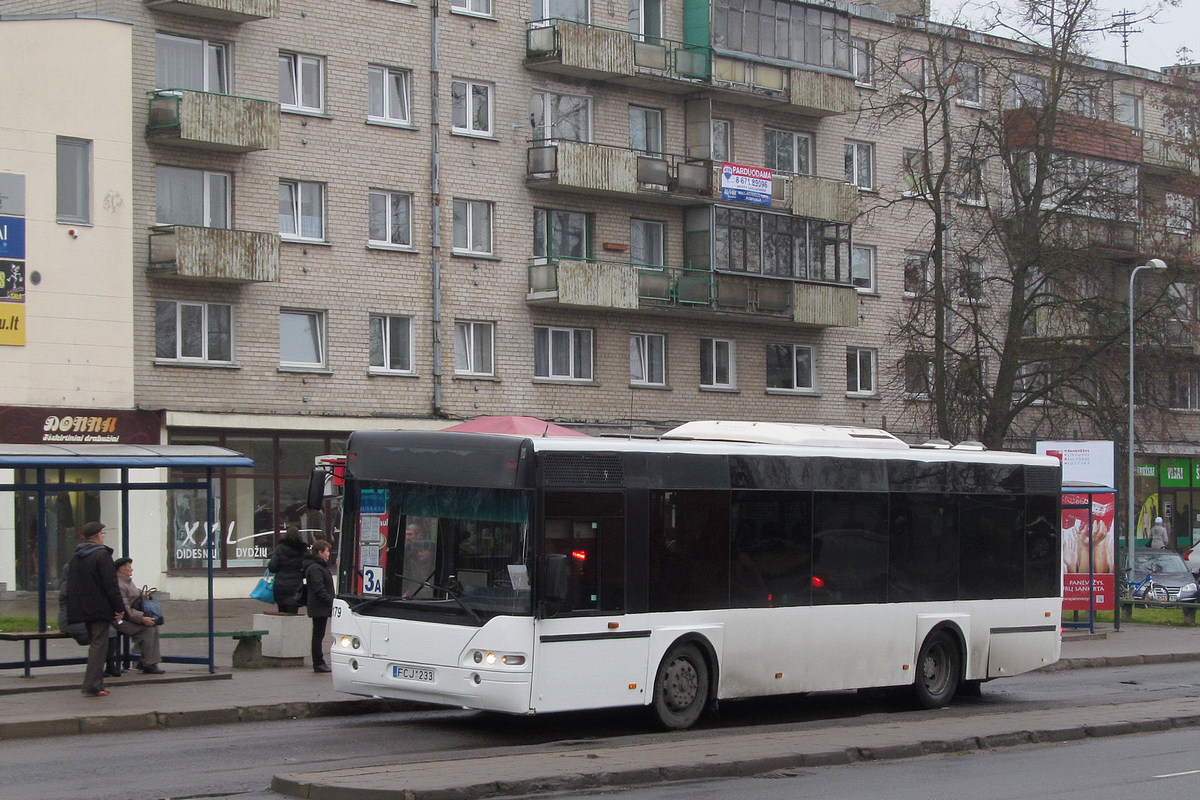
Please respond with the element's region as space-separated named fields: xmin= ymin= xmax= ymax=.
xmin=7 ymin=661 xmax=1199 ymax=800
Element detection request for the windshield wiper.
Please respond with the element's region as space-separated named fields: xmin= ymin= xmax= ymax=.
xmin=398 ymin=574 xmax=482 ymax=624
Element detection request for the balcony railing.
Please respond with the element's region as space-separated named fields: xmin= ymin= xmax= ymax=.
xmin=528 ymin=140 xmax=711 ymax=202
xmin=1143 ymin=134 xmax=1198 ymax=173
xmin=148 ymin=225 xmax=279 ymax=283
xmin=525 ymin=20 xmax=853 ymax=115
xmin=147 ymin=89 xmax=280 ymax=153
xmin=144 ymin=0 xmax=277 ymax=22
xmin=528 ymin=258 xmax=858 ymax=327
xmin=771 ymin=173 xmax=860 ymax=224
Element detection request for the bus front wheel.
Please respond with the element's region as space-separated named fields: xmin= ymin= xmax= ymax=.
xmin=914 ymin=630 xmax=960 ymax=709
xmin=651 ymin=642 xmax=709 ymax=730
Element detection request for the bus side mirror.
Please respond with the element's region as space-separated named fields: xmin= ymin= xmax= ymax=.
xmin=545 ymin=554 xmax=570 ymax=603
xmin=306 ymin=467 xmax=326 ymax=510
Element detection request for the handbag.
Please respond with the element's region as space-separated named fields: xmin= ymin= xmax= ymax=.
xmin=133 ymin=585 xmax=165 ymax=626
xmin=250 ymin=570 xmax=276 ymax=604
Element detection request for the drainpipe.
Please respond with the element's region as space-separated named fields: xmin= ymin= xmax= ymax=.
xmin=429 ymin=0 xmax=444 ymax=416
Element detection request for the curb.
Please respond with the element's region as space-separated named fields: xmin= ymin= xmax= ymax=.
xmin=1040 ymin=650 xmax=1200 ymax=671
xmin=269 ymin=713 xmax=1200 ymax=800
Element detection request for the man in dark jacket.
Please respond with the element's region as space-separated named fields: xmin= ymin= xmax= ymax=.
xmin=303 ymin=540 xmax=335 ymax=673
xmin=66 ymin=521 xmax=125 ymax=696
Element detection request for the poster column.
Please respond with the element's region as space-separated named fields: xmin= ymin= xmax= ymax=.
xmin=0 ymin=173 xmax=27 ymax=346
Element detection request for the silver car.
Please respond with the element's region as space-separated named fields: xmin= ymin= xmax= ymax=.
xmin=1125 ymin=551 xmax=1199 ymax=603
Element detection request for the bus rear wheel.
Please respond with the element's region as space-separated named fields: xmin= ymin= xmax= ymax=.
xmin=914 ymin=630 xmax=960 ymax=709
xmin=651 ymin=642 xmax=709 ymax=730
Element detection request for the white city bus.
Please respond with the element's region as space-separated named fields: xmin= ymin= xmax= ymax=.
xmin=313 ymin=421 xmax=1061 ymax=729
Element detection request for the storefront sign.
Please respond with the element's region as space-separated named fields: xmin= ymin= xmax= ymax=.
xmin=1036 ymin=440 xmax=1114 ymax=487
xmin=0 ymin=406 xmax=163 ymax=444
xmin=720 ymin=162 xmax=773 ymax=206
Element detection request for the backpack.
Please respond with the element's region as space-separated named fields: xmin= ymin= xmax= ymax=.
xmin=58 ymin=565 xmax=91 ymax=646
xmin=293 ymin=577 xmax=307 ymax=608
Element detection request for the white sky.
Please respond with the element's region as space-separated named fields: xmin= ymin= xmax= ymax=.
xmin=928 ymin=1 xmax=1197 ymax=72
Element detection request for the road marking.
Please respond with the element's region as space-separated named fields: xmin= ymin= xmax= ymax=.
xmin=1154 ymin=769 xmax=1200 ymax=779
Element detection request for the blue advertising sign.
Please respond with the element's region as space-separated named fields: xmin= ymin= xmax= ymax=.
xmin=0 ymin=216 xmax=25 ymax=260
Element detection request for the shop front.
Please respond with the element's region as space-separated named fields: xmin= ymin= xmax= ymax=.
xmin=1134 ymin=456 xmax=1200 ymax=553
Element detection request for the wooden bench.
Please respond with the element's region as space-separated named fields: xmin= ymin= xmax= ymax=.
xmin=0 ymin=630 xmax=69 ymax=677
xmin=160 ymin=630 xmax=268 ymax=668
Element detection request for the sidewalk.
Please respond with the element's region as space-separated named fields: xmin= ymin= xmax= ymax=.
xmin=4 ymin=600 xmax=1200 ymax=799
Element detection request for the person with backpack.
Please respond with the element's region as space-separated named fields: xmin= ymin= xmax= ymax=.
xmin=303 ymin=540 xmax=335 ymax=673
xmin=65 ymin=522 xmax=125 ymax=697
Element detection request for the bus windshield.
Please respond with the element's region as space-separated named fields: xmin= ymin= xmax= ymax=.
xmin=346 ymin=483 xmax=532 ymax=620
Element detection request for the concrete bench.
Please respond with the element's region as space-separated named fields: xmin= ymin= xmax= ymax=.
xmin=160 ymin=630 xmax=268 ymax=668
xmin=0 ymin=630 xmax=69 ymax=677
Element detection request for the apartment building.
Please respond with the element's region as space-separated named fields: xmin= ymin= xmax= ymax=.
xmin=2 ymin=0 xmax=1197 ymax=595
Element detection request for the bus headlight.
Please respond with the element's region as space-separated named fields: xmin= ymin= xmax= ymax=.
xmin=338 ymin=635 xmax=361 ymax=650
xmin=471 ymin=650 xmax=525 ymax=667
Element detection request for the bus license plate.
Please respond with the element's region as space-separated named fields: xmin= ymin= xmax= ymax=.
xmin=393 ymin=665 xmax=435 ymax=682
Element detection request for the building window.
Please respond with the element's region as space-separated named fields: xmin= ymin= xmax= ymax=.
xmin=455 ymin=320 xmax=494 ymax=375
xmin=710 ymin=206 xmax=851 ymax=282
xmin=280 ymin=310 xmax=325 ymax=368
xmin=531 ymin=0 xmax=589 ymax=23
xmin=279 ymin=180 xmax=325 ymax=241
xmin=1170 ymin=370 xmax=1200 ymax=411
xmin=955 ymin=62 xmax=981 ymax=105
xmin=1069 ymin=86 xmax=1098 ymax=118
xmin=452 ymin=78 xmax=493 ymax=136
xmin=629 ymin=0 xmax=663 ymax=40
xmin=901 ymin=149 xmax=930 ymax=197
xmin=630 ymin=218 xmax=665 ymax=266
xmin=903 ymin=252 xmax=930 ymax=295
xmin=629 ymin=105 xmax=664 ymax=156
xmin=157 ymin=166 xmax=230 ymax=228
xmin=1117 ymin=93 xmax=1143 ymax=128
xmin=1006 ymin=72 xmax=1046 ymax=109
xmin=766 ymin=343 xmax=814 ymax=391
xmin=711 ymin=0 xmax=849 ymax=71
xmin=899 ymin=49 xmax=928 ymax=95
xmin=844 ymin=141 xmax=873 ymax=189
xmin=531 ymin=91 xmax=591 ymax=142
xmin=279 ymin=52 xmax=324 ymax=113
xmin=452 ymin=199 xmax=493 ymax=255
xmin=958 ymin=157 xmax=984 ymax=205
xmin=1166 ymin=193 xmax=1195 ymax=234
xmin=765 ymin=128 xmax=811 ymax=175
xmin=846 ymin=347 xmax=876 ymax=395
xmin=630 ymin=332 xmax=666 ymax=386
xmin=369 ymin=190 xmax=413 ymax=247
xmin=700 ymin=338 xmax=735 ymax=389
xmin=958 ymin=257 xmax=985 ymax=302
xmin=534 ymin=326 xmax=593 ymax=380
xmin=368 ymin=65 xmax=411 ymax=124
xmin=56 ymin=137 xmax=90 ymax=225
xmin=712 ymin=119 xmax=731 ymax=162
xmin=904 ymin=351 xmax=933 ymax=399
xmin=369 ymin=314 xmax=413 ymax=373
xmin=851 ymin=37 xmax=873 ymax=86
xmin=156 ymin=34 xmax=229 ymax=93
xmin=850 ymin=244 xmax=874 ymax=292
xmin=155 ymin=300 xmax=233 ymax=363
xmin=1014 ymin=361 xmax=1049 ymax=404
xmin=534 ymin=208 xmax=589 ymax=261
xmin=451 ymin=0 xmax=493 ymax=16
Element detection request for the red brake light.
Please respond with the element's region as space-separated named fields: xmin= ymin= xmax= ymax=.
xmin=571 ymin=550 xmax=587 ymax=561
xmin=811 ymin=575 xmax=825 ymax=588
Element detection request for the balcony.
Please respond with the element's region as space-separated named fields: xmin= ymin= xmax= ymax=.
xmin=1004 ymin=109 xmax=1143 ymax=163
xmin=527 ymin=141 xmax=711 ymax=204
xmin=147 ymin=90 xmax=280 ymax=153
xmin=1143 ymin=134 xmax=1198 ymax=174
xmin=527 ymin=259 xmax=858 ymax=328
xmin=710 ymin=56 xmax=854 ymax=116
xmin=771 ymin=173 xmax=860 ymax=224
xmin=148 ymin=226 xmax=280 ymax=283
xmin=144 ymin=0 xmax=277 ymax=22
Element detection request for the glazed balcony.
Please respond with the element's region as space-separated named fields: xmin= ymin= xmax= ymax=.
xmin=525 ymin=20 xmax=853 ymax=115
xmin=147 ymin=90 xmax=280 ymax=153
xmin=148 ymin=225 xmax=279 ymax=283
xmin=144 ymin=0 xmax=277 ymax=22
xmin=527 ymin=140 xmax=712 ymax=204
xmin=527 ymin=259 xmax=858 ymax=328
xmin=1142 ymin=134 xmax=1198 ymax=174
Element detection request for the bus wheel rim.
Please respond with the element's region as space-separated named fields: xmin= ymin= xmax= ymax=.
xmin=663 ymin=656 xmax=699 ymax=712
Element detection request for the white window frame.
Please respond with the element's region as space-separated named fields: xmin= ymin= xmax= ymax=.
xmin=1006 ymin=72 xmax=1046 ymax=109
xmin=630 ymin=332 xmax=666 ymax=386
xmin=844 ymin=140 xmax=873 ymax=189
xmin=155 ymin=300 xmax=233 ymax=363
xmin=368 ymin=65 xmax=411 ymax=124
xmin=851 ymin=37 xmax=873 ymax=86
xmin=899 ymin=48 xmax=929 ymax=96
xmin=156 ymin=166 xmax=231 ymax=229
xmin=531 ymin=90 xmax=592 ymax=143
xmin=850 ymin=244 xmax=875 ymax=292
xmin=1166 ymin=192 xmax=1195 ymax=235
xmin=454 ymin=320 xmax=494 ymax=376
xmin=279 ymin=52 xmax=324 ymax=113
xmin=901 ymin=148 xmax=930 ymax=197
xmin=903 ymin=252 xmax=931 ymax=295
xmin=1169 ymin=369 xmax=1200 ymax=411
xmin=846 ymin=347 xmax=876 ymax=396
xmin=957 ymin=257 xmax=985 ymax=302
xmin=534 ymin=325 xmax=593 ymax=380
xmin=904 ymin=351 xmax=933 ymax=399
xmin=369 ymin=314 xmax=413 ymax=374
xmin=453 ymin=199 xmax=493 ymax=254
xmin=368 ymin=190 xmax=413 ymax=248
xmin=452 ymin=78 xmax=493 ymax=136
xmin=279 ymin=309 xmax=326 ymax=369
xmin=766 ymin=343 xmax=815 ymax=392
xmin=629 ymin=105 xmax=664 ymax=157
xmin=531 ymin=0 xmax=589 ymax=23
xmin=279 ymin=180 xmax=325 ymax=241
xmin=955 ymin=61 xmax=982 ymax=106
xmin=1117 ymin=93 xmax=1143 ymax=129
xmin=451 ymin=0 xmax=493 ymax=17
xmin=156 ymin=33 xmax=230 ymax=93
xmin=711 ymin=118 xmax=732 ymax=162
xmin=1014 ymin=361 xmax=1049 ymax=405
xmin=1069 ymin=86 xmax=1099 ymax=118
xmin=764 ymin=128 xmax=811 ymax=176
xmin=958 ymin=157 xmax=985 ymax=205
xmin=56 ymin=137 xmax=91 ymax=225
xmin=630 ymin=218 xmax=665 ymax=267
xmin=700 ymin=337 xmax=735 ymax=389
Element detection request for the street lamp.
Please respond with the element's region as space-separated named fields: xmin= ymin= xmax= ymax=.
xmin=1127 ymin=258 xmax=1168 ymax=616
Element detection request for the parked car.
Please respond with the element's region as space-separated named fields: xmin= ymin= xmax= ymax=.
xmin=1184 ymin=544 xmax=1200 ymax=576
xmin=1124 ymin=550 xmax=1199 ymax=603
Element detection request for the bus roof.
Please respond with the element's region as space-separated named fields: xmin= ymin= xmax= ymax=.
xmin=661 ymin=420 xmax=909 ymax=449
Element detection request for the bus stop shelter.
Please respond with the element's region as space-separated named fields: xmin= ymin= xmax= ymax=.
xmin=0 ymin=443 xmax=253 ymax=673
